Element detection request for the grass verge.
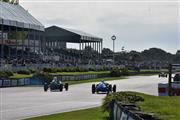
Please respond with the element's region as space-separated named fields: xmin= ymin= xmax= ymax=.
xmin=136 ymin=92 xmax=180 ymax=120
xmin=10 ymin=73 xmax=33 ymax=79
xmin=103 ymin=92 xmax=180 ymax=120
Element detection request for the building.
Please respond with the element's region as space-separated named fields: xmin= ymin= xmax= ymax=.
xmin=0 ymin=1 xmax=103 ymax=64
xmin=45 ymin=26 xmax=103 ymax=53
xmin=0 ymin=1 xmax=44 ymax=59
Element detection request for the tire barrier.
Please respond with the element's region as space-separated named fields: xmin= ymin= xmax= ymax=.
xmin=0 ymin=78 xmax=30 ymax=88
xmin=110 ymin=100 xmax=159 ymax=120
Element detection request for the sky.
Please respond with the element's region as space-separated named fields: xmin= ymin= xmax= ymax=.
xmin=20 ymin=0 xmax=179 ymax=54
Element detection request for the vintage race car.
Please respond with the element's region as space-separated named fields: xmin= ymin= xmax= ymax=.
xmin=44 ymin=77 xmax=69 ymax=92
xmin=91 ymin=81 xmax=116 ymax=94
xmin=159 ymin=72 xmax=167 ymax=78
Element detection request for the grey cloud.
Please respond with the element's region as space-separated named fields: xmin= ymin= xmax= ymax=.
xmin=21 ymin=1 xmax=179 ymax=53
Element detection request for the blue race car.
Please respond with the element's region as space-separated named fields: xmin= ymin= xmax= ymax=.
xmin=91 ymin=81 xmax=116 ymax=94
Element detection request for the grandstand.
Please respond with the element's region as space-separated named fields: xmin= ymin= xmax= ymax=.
xmin=0 ymin=1 xmax=44 ymax=60
xmin=45 ymin=26 xmax=103 ymax=53
xmin=44 ymin=26 xmax=103 ymax=64
xmin=0 ymin=2 xmax=103 ymax=66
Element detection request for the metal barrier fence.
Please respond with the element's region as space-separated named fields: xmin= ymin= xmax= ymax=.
xmin=0 ymin=78 xmax=30 ymax=88
xmin=57 ymin=73 xmax=109 ymax=81
xmin=0 ymin=73 xmax=110 ymax=87
xmin=110 ymin=100 xmax=158 ymax=120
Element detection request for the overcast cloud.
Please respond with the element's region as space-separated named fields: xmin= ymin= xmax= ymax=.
xmin=20 ymin=0 xmax=179 ymax=53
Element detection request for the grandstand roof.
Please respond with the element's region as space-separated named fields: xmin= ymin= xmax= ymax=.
xmin=45 ymin=26 xmax=103 ymax=43
xmin=0 ymin=1 xmax=44 ymax=31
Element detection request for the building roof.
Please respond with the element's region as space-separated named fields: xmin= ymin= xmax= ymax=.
xmin=45 ymin=26 xmax=103 ymax=43
xmin=0 ymin=1 xmax=44 ymax=31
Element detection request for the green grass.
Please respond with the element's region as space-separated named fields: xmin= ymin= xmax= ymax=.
xmin=50 ymin=71 xmax=110 ymax=75
xmin=130 ymin=73 xmax=159 ymax=76
xmin=10 ymin=73 xmax=33 ymax=79
xmin=136 ymin=92 xmax=180 ymax=120
xmin=25 ymin=107 xmax=108 ymax=120
xmin=65 ymin=76 xmax=126 ymax=85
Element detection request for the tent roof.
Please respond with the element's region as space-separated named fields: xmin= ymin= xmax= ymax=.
xmin=45 ymin=26 xmax=103 ymax=43
xmin=0 ymin=1 xmax=44 ymax=31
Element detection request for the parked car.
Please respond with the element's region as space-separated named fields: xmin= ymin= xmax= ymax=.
xmin=92 ymin=81 xmax=116 ymax=94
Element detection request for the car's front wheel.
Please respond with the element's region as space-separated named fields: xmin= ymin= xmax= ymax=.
xmin=109 ymin=84 xmax=112 ymax=92
xmin=59 ymin=84 xmax=63 ymax=92
xmin=64 ymin=83 xmax=69 ymax=91
xmin=44 ymin=83 xmax=48 ymax=92
xmin=113 ymin=85 xmax=116 ymax=92
xmin=92 ymin=84 xmax=96 ymax=94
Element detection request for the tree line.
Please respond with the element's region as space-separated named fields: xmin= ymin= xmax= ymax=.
xmin=2 ymin=0 xmax=19 ymax=4
xmin=102 ymin=47 xmax=180 ymax=64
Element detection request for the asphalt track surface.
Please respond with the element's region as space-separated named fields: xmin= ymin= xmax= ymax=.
xmin=0 ymin=75 xmax=168 ymax=120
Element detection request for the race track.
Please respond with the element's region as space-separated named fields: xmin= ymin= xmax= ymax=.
xmin=0 ymin=75 xmax=168 ymax=120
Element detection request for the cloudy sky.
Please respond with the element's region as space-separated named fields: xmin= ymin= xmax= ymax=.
xmin=20 ymin=0 xmax=179 ymax=53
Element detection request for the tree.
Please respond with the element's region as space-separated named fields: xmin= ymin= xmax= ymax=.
xmin=2 ymin=0 xmax=19 ymax=4
xmin=102 ymin=48 xmax=113 ymax=59
xmin=129 ymin=51 xmax=142 ymax=62
xmin=173 ymin=50 xmax=180 ymax=63
xmin=176 ymin=50 xmax=180 ymax=55
xmin=141 ymin=48 xmax=170 ymax=61
xmin=2 ymin=0 xmax=9 ymax=2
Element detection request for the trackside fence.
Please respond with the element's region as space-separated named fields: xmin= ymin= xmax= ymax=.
xmin=0 ymin=73 xmax=110 ymax=87
xmin=109 ymin=100 xmax=159 ymax=120
xmin=0 ymin=78 xmax=31 ymax=88
xmin=57 ymin=73 xmax=110 ymax=81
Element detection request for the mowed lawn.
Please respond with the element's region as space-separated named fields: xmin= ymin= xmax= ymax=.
xmin=25 ymin=92 xmax=180 ymax=120
xmin=10 ymin=73 xmax=33 ymax=79
xmin=137 ymin=93 xmax=180 ymax=120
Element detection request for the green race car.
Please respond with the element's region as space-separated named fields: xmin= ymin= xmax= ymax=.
xmin=44 ymin=77 xmax=69 ymax=92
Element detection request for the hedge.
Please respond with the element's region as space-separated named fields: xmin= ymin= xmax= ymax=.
xmin=0 ymin=70 xmax=13 ymax=78
xmin=17 ymin=70 xmax=31 ymax=75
